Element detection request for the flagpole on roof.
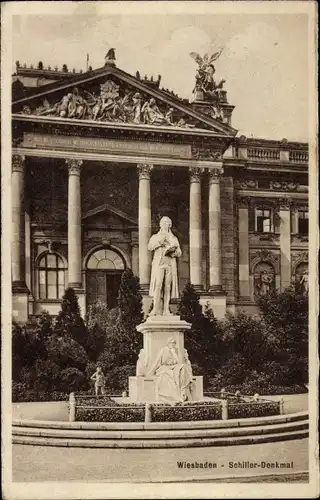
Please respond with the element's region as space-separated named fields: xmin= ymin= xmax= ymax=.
xmin=86 ymin=53 xmax=89 ymax=71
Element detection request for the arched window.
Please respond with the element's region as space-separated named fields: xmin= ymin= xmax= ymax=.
xmin=86 ymin=248 xmax=126 ymax=309
xmin=87 ymin=248 xmax=125 ymax=270
xmin=38 ymin=253 xmax=66 ymax=299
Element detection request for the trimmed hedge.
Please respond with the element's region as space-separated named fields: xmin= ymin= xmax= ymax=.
xmin=75 ymin=404 xmax=145 ymax=422
xmin=228 ymin=401 xmax=280 ymax=419
xmin=151 ymin=402 xmax=222 ymax=422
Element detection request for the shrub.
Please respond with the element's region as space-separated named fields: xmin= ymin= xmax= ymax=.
xmin=47 ymin=335 xmax=89 ymax=372
xmin=227 ymin=401 xmax=280 ymax=419
xmin=12 ymin=382 xmax=67 ymax=402
xmin=75 ymin=402 xmax=145 ymax=422
xmin=151 ymin=402 xmax=222 ymax=422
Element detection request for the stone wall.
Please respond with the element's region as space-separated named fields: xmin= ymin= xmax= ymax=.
xmin=220 ymin=175 xmax=236 ymax=304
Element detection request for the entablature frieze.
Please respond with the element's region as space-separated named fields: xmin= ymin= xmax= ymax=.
xmin=12 ymin=114 xmax=232 ymax=149
xmin=237 ymin=191 xmax=308 ymax=207
xmin=12 ymin=145 xmax=225 ymax=171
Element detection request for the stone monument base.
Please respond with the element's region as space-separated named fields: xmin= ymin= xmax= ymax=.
xmin=128 ymin=314 xmax=204 ymax=402
xmin=129 ymin=375 xmax=204 ymax=402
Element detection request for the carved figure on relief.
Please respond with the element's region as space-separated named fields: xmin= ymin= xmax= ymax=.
xmin=148 ymin=216 xmax=182 ymax=316
xmin=23 ymin=78 xmax=200 ymax=128
xmin=149 ymin=337 xmax=193 ymax=403
xmin=257 ymin=269 xmax=274 ymax=296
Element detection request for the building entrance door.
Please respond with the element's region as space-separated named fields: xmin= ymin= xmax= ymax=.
xmin=86 ymin=248 xmax=126 ymax=309
xmin=86 ymin=271 xmax=123 ymax=308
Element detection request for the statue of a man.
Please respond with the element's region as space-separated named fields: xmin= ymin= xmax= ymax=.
xmin=148 ymin=216 xmax=182 ymax=316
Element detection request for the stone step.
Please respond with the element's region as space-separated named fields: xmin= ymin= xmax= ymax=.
xmin=13 ymin=419 xmax=308 ymax=441
xmin=12 ymin=428 xmax=308 ymax=448
xmin=12 ymin=410 xmax=308 ymax=430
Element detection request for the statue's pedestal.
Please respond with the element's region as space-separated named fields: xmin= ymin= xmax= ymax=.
xmin=129 ymin=315 xmax=204 ymax=402
xmin=129 ymin=375 xmax=204 ymax=403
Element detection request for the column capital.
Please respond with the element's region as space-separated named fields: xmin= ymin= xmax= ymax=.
xmin=277 ymin=197 xmax=293 ymax=210
xmin=189 ymin=167 xmax=204 ymax=183
xmin=12 ymin=155 xmax=25 ymax=173
xmin=237 ymin=196 xmax=252 ymax=208
xmin=208 ymin=167 xmax=223 ymax=184
xmin=137 ymin=163 xmax=153 ymax=180
xmin=66 ymin=158 xmax=83 ymax=175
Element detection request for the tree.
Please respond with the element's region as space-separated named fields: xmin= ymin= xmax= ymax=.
xmin=178 ymin=283 xmax=223 ymax=377
xmin=257 ymin=286 xmax=308 ymax=385
xmin=178 ymin=280 xmax=203 ymax=323
xmin=117 ymin=269 xmax=144 ymax=327
xmin=54 ymin=287 xmax=88 ymax=348
xmin=97 ymin=270 xmax=144 ymax=387
xmin=85 ymin=300 xmax=109 ymax=362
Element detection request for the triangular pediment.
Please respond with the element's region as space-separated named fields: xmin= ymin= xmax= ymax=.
xmin=83 ymin=203 xmax=137 ymax=227
xmin=12 ymin=64 xmax=237 ymax=136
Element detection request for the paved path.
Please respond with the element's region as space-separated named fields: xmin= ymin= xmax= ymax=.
xmin=12 ymin=438 xmax=308 ymax=482
xmin=12 ymin=401 xmax=69 ymax=421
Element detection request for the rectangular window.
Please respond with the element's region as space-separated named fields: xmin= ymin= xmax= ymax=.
xmin=255 ymin=208 xmax=273 ymax=233
xmin=298 ymin=211 xmax=308 ymax=235
xmin=39 ymin=284 xmax=46 ymax=299
xmin=47 ymin=285 xmax=57 ymax=299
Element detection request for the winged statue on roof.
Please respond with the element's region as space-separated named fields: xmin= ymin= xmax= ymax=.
xmin=189 ymin=49 xmax=226 ymax=100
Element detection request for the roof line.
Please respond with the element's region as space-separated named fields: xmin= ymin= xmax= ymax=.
xmin=82 ymin=203 xmax=137 ymax=225
xmin=12 ymin=65 xmax=238 ymax=136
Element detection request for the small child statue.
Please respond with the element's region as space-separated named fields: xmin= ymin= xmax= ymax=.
xmin=91 ymin=366 xmax=106 ymax=396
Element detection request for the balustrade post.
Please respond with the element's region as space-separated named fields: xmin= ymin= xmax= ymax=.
xmin=69 ymin=392 xmax=76 ymax=422
xmin=145 ymin=403 xmax=152 ymax=423
xmin=221 ymin=399 xmax=228 ymax=420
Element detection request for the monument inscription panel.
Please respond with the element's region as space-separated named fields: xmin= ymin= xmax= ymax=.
xmin=22 ymin=133 xmax=191 ymax=158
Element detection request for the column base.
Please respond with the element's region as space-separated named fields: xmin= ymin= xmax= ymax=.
xmin=12 ymin=283 xmax=29 ymax=324
xmin=191 ymin=284 xmax=203 ymax=292
xmin=12 ymin=280 xmax=29 ymax=293
xmin=140 ymin=284 xmax=150 ymax=295
xmin=68 ymin=282 xmax=82 ymax=289
xmin=237 ymin=296 xmax=253 ymax=304
xmin=208 ymin=285 xmax=226 ymax=295
xmin=199 ymin=293 xmax=227 ymax=320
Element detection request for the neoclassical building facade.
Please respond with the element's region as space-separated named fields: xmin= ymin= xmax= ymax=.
xmin=11 ymin=56 xmax=308 ymax=323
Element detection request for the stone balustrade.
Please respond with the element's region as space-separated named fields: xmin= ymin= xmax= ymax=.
xmin=289 ymin=150 xmax=309 ymax=162
xmin=235 ymin=137 xmax=308 ymax=164
xmin=248 ymin=148 xmax=280 ymax=161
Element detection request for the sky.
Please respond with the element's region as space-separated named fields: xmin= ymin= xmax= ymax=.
xmin=11 ymin=6 xmax=310 ymax=141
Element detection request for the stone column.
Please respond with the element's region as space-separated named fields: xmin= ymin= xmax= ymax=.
xmin=238 ymin=198 xmax=250 ymax=298
xmin=66 ymin=159 xmax=83 ymax=288
xmin=137 ymin=164 xmax=153 ymax=293
xmin=189 ymin=167 xmax=203 ymax=289
xmin=131 ymin=231 xmax=139 ymax=276
xmin=12 ymin=155 xmax=26 ymax=287
xmin=12 ymin=155 xmax=29 ymax=323
xmin=208 ymin=168 xmax=223 ymax=292
xmin=279 ymin=199 xmax=292 ymax=291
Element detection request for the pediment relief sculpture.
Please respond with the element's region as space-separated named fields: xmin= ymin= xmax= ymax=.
xmin=18 ymin=78 xmax=199 ymax=130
